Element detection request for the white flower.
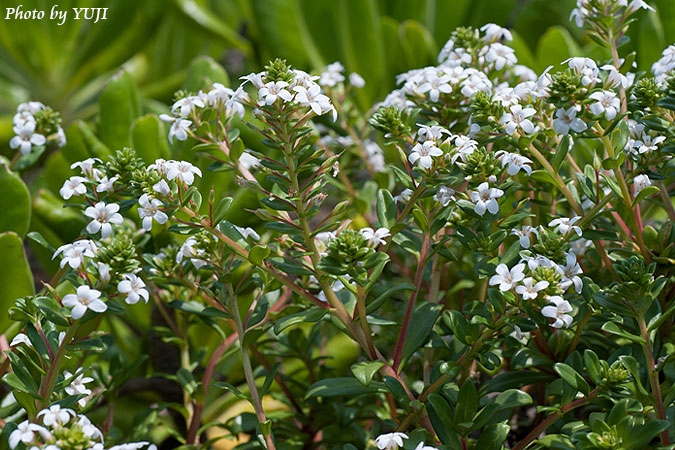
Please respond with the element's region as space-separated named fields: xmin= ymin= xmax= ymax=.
xmin=109 ymin=443 xmax=156 ymax=450
xmin=409 ymin=140 xmax=443 ymax=169
xmin=63 ymin=285 xmax=107 ymax=319
xmin=511 ymin=225 xmax=538 ymax=248
xmin=470 ymin=182 xmax=504 ymax=216
xmin=589 ymin=91 xmax=620 ymax=121
xmin=600 ymin=64 xmax=632 ymax=89
xmin=394 ymin=188 xmax=413 ymax=203
xmin=501 ymin=104 xmax=536 ymax=136
xmin=349 ymin=72 xmax=365 ymax=88
xmin=484 ymin=43 xmax=517 ymax=70
xmin=434 ymin=186 xmax=455 ymax=206
xmin=633 ymin=174 xmax=652 ymax=196
xmin=13 ymin=110 xmax=35 ymax=128
xmin=153 ymin=179 xmax=171 ymax=196
xmin=622 ymin=0 xmax=655 ymax=14
xmin=9 ymin=420 xmax=47 ymax=449
xmin=10 ymin=333 xmax=31 ymax=347
xmin=417 ymin=124 xmax=451 ymax=141
xmin=240 ymin=72 xmax=265 ymax=89
xmin=17 ymin=101 xmax=46 ymax=114
xmin=96 ymin=176 xmax=118 ymax=193
xmin=118 ymin=274 xmax=149 ymax=304
xmin=541 ymin=296 xmax=574 ymax=328
xmin=481 ymin=23 xmax=513 ymax=42
xmin=417 ymin=72 xmax=453 ymax=102
xmin=294 ymin=84 xmax=336 ymax=120
xmin=53 ymin=240 xmax=97 ymax=269
xmin=566 ymin=57 xmax=599 ymax=86
xmin=634 ymin=134 xmax=665 ymax=154
xmin=234 ymin=225 xmax=260 ymax=241
xmin=64 ymin=371 xmax=94 ymax=407
xmin=360 ymin=227 xmax=391 ymax=246
xmin=315 ymin=231 xmax=336 ymax=256
xmin=38 ymin=404 xmax=76 ymax=426
xmin=497 ymin=151 xmax=533 ymax=176
xmin=319 ymin=62 xmax=345 ymax=87
xmin=59 ymin=176 xmax=89 ymax=200
xmin=70 ymin=158 xmax=103 ymax=179
xmin=450 ymin=135 xmax=478 ymax=163
xmin=97 ymin=262 xmax=111 ymax=283
xmin=10 ymin=121 xmax=46 ymax=155
xmin=207 ymin=83 xmax=234 ymax=106
xmin=168 ymin=119 xmax=192 ymax=143
xmin=259 ymin=81 xmax=293 ymax=105
xmin=171 ymin=95 xmax=204 ymax=117
xmin=177 ymin=237 xmax=208 ymax=269
xmin=516 ymin=277 xmax=549 ymax=300
xmin=549 ymin=216 xmax=582 ymax=237
xmin=239 ymin=152 xmax=261 ymax=170
xmin=559 ymin=253 xmax=583 ymax=293
xmin=375 ymin=432 xmax=409 ymax=450
xmin=493 ymin=86 xmax=519 ymax=107
xmin=553 ymin=107 xmax=587 ymax=135
xmin=85 ymin=202 xmax=123 ymax=238
xmin=489 ymin=263 xmax=526 ymax=291
xmin=138 ymin=194 xmax=168 ymax=231
xmin=167 ymin=161 xmax=202 ymax=185
xmin=76 ymin=414 xmax=103 ymax=440
xmin=414 ymin=443 xmax=439 ymax=450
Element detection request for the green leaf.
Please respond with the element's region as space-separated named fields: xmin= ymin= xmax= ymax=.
xmin=131 ymin=115 xmax=170 ymax=164
xmin=249 ymin=245 xmax=271 ymax=266
xmin=494 ymin=389 xmax=533 ymax=411
xmin=376 ymin=189 xmax=397 ymax=228
xmin=427 ymin=393 xmax=460 ymax=446
xmin=0 ymin=163 xmax=30 ymax=237
xmin=0 ymin=232 xmax=34 ymax=331
xmin=623 ymin=420 xmax=670 ymax=449
xmin=182 ymin=55 xmax=230 ymax=92
xmin=305 ymin=377 xmax=386 ymax=398
xmin=553 ymin=363 xmax=591 ymax=395
xmin=350 ymin=361 xmax=384 ymax=386
xmin=399 ymin=20 xmax=436 ymax=70
xmin=400 ymin=303 xmax=442 ymax=367
xmin=552 ymin=135 xmax=570 ymax=172
xmin=584 ymin=350 xmax=603 ymax=384
xmin=632 ymin=186 xmax=659 ymax=207
xmin=454 ymin=380 xmax=478 ymax=425
xmin=339 ymin=0 xmax=386 ymax=108
xmin=214 ymin=381 xmax=249 ymax=400
xmin=474 ymin=422 xmax=510 ymax=450
xmin=99 ymin=70 xmax=141 ymax=150
xmin=274 ymin=307 xmax=327 ymax=334
xmin=535 ymin=26 xmax=582 ymax=73
xmin=601 ymin=321 xmax=645 ymax=344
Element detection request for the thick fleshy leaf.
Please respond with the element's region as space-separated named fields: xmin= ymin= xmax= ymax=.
xmin=99 ymin=70 xmax=141 ymax=150
xmin=0 ymin=232 xmax=34 ymax=330
xmin=131 ymin=114 xmax=170 ymax=164
xmin=0 ymin=163 xmax=30 ymax=237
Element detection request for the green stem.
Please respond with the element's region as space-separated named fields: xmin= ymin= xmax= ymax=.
xmin=512 ymin=390 xmax=596 ymax=450
xmin=527 ymin=144 xmax=583 ymax=216
xmin=228 ymin=286 xmax=276 ymax=450
xmin=37 ymin=321 xmax=80 ymax=411
xmin=637 ymin=315 xmax=670 ymax=446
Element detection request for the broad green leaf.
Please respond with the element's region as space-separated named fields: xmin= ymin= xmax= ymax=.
xmin=182 ymin=56 xmax=230 ymax=92
xmin=350 ymin=361 xmax=384 ymax=386
xmin=475 ymin=422 xmax=510 ymax=450
xmin=400 ymin=303 xmax=442 ymax=367
xmin=339 ymin=0 xmax=386 ymax=108
xmin=376 ymin=189 xmax=397 ymax=228
xmin=99 ymin=70 xmax=140 ymax=150
xmin=305 ymin=377 xmax=387 ymax=398
xmin=601 ymin=321 xmax=645 ymax=344
xmin=494 ymin=389 xmax=533 ymax=411
xmin=248 ymin=245 xmax=271 ymax=266
xmin=637 ymin=11 xmax=665 ymax=71
xmin=0 ymin=232 xmax=34 ymax=331
xmin=623 ymin=419 xmax=670 ymax=449
xmin=535 ymin=26 xmax=581 ymax=73
xmin=274 ymin=307 xmax=327 ymax=334
xmin=399 ymin=20 xmax=436 ymax=70
xmin=0 ymin=163 xmax=30 ymax=237
xmin=455 ymin=380 xmax=479 ymax=425
xmin=633 ymin=185 xmax=660 ymax=207
xmin=428 ymin=393 xmax=461 ymax=446
xmin=131 ymin=115 xmax=170 ymax=164
xmin=554 ymin=362 xmax=591 ymax=395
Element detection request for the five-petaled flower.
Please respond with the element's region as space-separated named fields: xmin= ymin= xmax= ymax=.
xmin=501 ymin=104 xmax=536 ymax=136
xmin=553 ymin=107 xmax=587 ymax=135
xmin=360 ymin=227 xmax=391 ymax=247
xmin=409 ymin=141 xmax=444 ymax=169
xmin=375 ymin=432 xmax=408 ymax=450
xmin=549 ymin=216 xmax=582 ymax=237
xmin=10 ymin=120 xmax=46 ymax=155
xmin=138 ymin=194 xmax=168 ymax=231
xmin=589 ymin=90 xmax=620 ymax=121
xmin=471 ymin=182 xmax=504 ymax=216
xmin=118 ymin=274 xmax=150 ymax=304
xmin=490 ymin=263 xmax=526 ymax=291
xmin=516 ymin=277 xmax=550 ymax=300
xmin=62 ymin=285 xmax=107 ymax=319
xmin=541 ymin=296 xmax=574 ymax=328
xmin=85 ymin=202 xmax=123 ymax=238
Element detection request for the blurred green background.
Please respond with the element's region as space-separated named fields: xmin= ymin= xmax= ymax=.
xmin=0 ymin=0 xmax=673 ymax=293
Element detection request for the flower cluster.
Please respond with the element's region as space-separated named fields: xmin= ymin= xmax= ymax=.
xmin=10 ymin=101 xmax=65 ymax=156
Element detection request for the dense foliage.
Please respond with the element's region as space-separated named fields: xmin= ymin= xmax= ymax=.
xmin=1 ymin=1 xmax=675 ymax=449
